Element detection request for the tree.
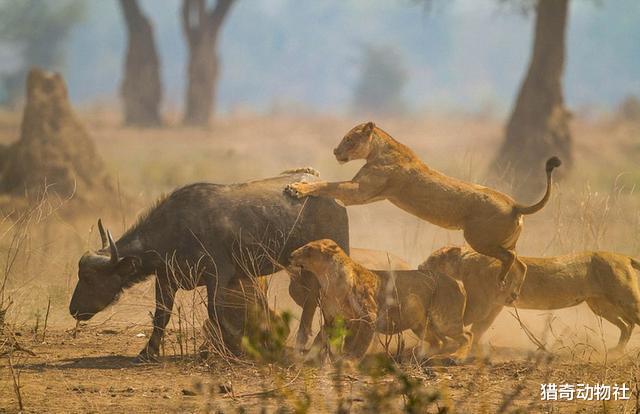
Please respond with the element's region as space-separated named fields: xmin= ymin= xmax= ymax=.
xmin=492 ymin=0 xmax=572 ymax=199
xmin=0 ymin=0 xmax=85 ymax=107
xmin=181 ymin=0 xmax=235 ymax=126
xmin=118 ymin=0 xmax=162 ymax=126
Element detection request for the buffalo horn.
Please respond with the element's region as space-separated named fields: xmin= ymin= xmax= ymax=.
xmin=107 ymin=230 xmax=119 ymax=264
xmin=97 ymin=219 xmax=108 ymax=249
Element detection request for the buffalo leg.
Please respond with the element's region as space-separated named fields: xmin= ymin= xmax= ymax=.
xmin=203 ymin=268 xmax=243 ymax=354
xmin=137 ymin=276 xmax=176 ymax=362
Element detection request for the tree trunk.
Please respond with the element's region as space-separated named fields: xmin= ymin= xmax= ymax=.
xmin=492 ymin=0 xmax=572 ymax=200
xmin=184 ymin=33 xmax=219 ymax=126
xmin=181 ymin=0 xmax=234 ymax=126
xmin=119 ymin=0 xmax=162 ymax=126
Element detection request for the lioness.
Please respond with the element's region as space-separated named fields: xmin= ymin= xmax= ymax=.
xmin=287 ymin=247 xmax=410 ymax=333
xmin=285 ymin=122 xmax=561 ymax=303
xmin=422 ymin=246 xmax=640 ymax=353
xmin=289 ymin=239 xmax=472 ymax=363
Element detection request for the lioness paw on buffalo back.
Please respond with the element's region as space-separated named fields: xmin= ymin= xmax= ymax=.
xmin=285 ymin=181 xmax=316 ymax=199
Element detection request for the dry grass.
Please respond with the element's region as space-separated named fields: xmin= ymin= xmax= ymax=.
xmin=0 ymin=111 xmax=639 ymax=412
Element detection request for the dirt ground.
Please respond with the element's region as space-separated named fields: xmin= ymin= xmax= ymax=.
xmin=2 ymin=327 xmax=639 ymax=413
xmin=1 ymin=113 xmax=640 ymax=413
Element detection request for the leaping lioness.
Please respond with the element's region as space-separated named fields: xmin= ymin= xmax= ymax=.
xmin=286 ymin=122 xmax=561 ymax=302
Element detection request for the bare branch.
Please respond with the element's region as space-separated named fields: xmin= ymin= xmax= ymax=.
xmin=118 ymin=0 xmax=144 ymax=26
xmin=181 ymin=0 xmax=204 ymax=45
xmin=209 ymin=0 xmax=235 ymax=35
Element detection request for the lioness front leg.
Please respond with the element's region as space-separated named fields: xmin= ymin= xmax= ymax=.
xmin=343 ymin=319 xmax=375 ymax=361
xmin=470 ymin=306 xmax=503 ymax=350
xmin=505 ymin=257 xmax=527 ymax=303
xmin=288 ymin=269 xmax=320 ymax=351
xmin=465 ymin=238 xmax=525 ymax=304
xmin=285 ymin=180 xmax=384 ymax=206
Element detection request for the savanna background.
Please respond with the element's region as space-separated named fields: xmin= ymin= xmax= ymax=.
xmin=1 ymin=0 xmax=640 ymax=412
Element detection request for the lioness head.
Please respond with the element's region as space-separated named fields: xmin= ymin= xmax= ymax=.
xmin=290 ymin=239 xmax=351 ymax=293
xmin=333 ymin=121 xmax=376 ymax=163
xmin=419 ymin=246 xmax=464 ymax=278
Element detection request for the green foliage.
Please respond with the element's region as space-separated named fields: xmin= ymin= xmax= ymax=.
xmin=362 ymin=355 xmax=445 ymax=413
xmin=352 ymin=44 xmax=408 ymax=116
xmin=0 ymin=0 xmax=86 ymax=105
xmin=241 ymin=310 xmax=292 ymax=364
xmin=326 ymin=316 xmax=349 ymax=357
xmin=291 ymin=392 xmax=311 ymax=414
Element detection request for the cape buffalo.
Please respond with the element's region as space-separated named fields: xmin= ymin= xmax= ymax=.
xmin=69 ymin=169 xmax=349 ymax=361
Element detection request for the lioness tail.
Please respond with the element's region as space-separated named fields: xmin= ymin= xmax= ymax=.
xmin=514 ymin=156 xmax=562 ymax=215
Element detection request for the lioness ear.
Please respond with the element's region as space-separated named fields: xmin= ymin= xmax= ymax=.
xmin=447 ymin=246 xmax=462 ymax=256
xmin=116 ymin=256 xmax=141 ymax=277
xmin=319 ymin=241 xmax=340 ymax=255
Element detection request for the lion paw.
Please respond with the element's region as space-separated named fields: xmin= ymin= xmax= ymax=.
xmin=285 ymin=182 xmax=310 ymax=199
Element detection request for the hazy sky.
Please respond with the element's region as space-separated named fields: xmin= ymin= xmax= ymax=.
xmin=51 ymin=0 xmax=640 ymax=115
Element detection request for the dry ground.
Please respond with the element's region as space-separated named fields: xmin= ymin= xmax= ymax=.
xmin=2 ymin=328 xmax=640 ymax=413
xmin=1 ymin=112 xmax=640 ymax=412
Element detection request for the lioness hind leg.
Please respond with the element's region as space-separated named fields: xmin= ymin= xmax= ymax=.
xmin=507 ymin=257 xmax=527 ymax=303
xmin=429 ymin=307 xmax=473 ymax=362
xmin=586 ymin=298 xmax=634 ymax=354
xmin=422 ymin=329 xmax=473 ymax=366
xmin=411 ymin=323 xmax=444 ymax=357
xmin=466 ymin=240 xmax=525 ymax=304
xmin=486 ymin=247 xmax=515 ymax=289
xmin=449 ymin=329 xmax=473 ymax=361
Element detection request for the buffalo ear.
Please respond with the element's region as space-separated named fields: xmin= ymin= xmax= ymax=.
xmin=115 ymin=256 xmax=141 ymax=277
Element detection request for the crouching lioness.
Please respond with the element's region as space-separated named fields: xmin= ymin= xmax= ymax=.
xmin=421 ymin=246 xmax=640 ymax=353
xmin=285 ymin=122 xmax=561 ymax=303
xmin=289 ymin=239 xmax=472 ymax=363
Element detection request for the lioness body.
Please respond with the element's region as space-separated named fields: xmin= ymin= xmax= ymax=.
xmin=290 ymin=240 xmax=471 ymax=362
xmin=286 ymin=122 xmax=561 ymax=302
xmin=422 ymin=246 xmax=640 ymax=352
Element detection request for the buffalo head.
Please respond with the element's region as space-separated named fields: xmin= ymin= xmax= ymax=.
xmin=69 ymin=220 xmax=141 ymax=321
